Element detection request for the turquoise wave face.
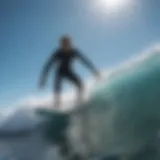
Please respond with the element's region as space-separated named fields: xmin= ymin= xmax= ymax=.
xmin=83 ymin=52 xmax=160 ymax=157
xmin=36 ymin=52 xmax=160 ymax=159
xmin=92 ymin=51 xmax=160 ymax=134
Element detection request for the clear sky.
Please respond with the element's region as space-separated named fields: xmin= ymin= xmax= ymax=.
xmin=0 ymin=0 xmax=159 ymax=108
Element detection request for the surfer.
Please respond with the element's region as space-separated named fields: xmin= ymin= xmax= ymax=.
xmin=39 ymin=35 xmax=100 ymax=108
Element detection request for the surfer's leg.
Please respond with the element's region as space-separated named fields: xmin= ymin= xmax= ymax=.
xmin=54 ymin=73 xmax=63 ymax=108
xmin=67 ymin=71 xmax=84 ymax=104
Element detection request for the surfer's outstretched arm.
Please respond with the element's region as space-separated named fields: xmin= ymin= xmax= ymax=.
xmin=39 ymin=52 xmax=57 ymax=88
xmin=76 ymin=50 xmax=99 ymax=75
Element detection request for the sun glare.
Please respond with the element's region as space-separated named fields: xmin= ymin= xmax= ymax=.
xmin=94 ymin=0 xmax=133 ymax=16
xmin=103 ymin=0 xmax=128 ymax=9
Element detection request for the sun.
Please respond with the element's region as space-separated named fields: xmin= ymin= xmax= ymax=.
xmin=94 ymin=0 xmax=132 ymax=15
xmin=102 ymin=0 xmax=128 ymax=9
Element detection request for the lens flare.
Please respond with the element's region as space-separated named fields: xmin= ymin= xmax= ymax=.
xmin=94 ymin=0 xmax=133 ymax=16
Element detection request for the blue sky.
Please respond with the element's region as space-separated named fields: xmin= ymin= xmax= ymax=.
xmin=0 ymin=0 xmax=160 ymax=108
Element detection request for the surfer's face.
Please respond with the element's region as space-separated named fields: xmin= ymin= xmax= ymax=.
xmin=60 ymin=37 xmax=72 ymax=51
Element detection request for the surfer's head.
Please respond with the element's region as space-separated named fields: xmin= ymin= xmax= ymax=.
xmin=60 ymin=35 xmax=72 ymax=51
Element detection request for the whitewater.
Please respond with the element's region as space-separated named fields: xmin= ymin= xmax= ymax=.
xmin=0 ymin=44 xmax=160 ymax=160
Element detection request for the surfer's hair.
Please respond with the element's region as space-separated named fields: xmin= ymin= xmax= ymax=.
xmin=60 ymin=35 xmax=72 ymax=42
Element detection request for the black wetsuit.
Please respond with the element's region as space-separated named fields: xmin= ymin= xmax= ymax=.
xmin=42 ymin=48 xmax=98 ymax=94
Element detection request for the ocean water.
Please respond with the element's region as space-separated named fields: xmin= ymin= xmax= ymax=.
xmin=1 ymin=49 xmax=160 ymax=160
xmin=84 ymin=52 xmax=160 ymax=158
xmin=36 ymin=50 xmax=160 ymax=159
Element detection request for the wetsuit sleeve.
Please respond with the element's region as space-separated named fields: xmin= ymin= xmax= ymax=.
xmin=40 ymin=51 xmax=58 ymax=84
xmin=76 ymin=49 xmax=98 ymax=74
